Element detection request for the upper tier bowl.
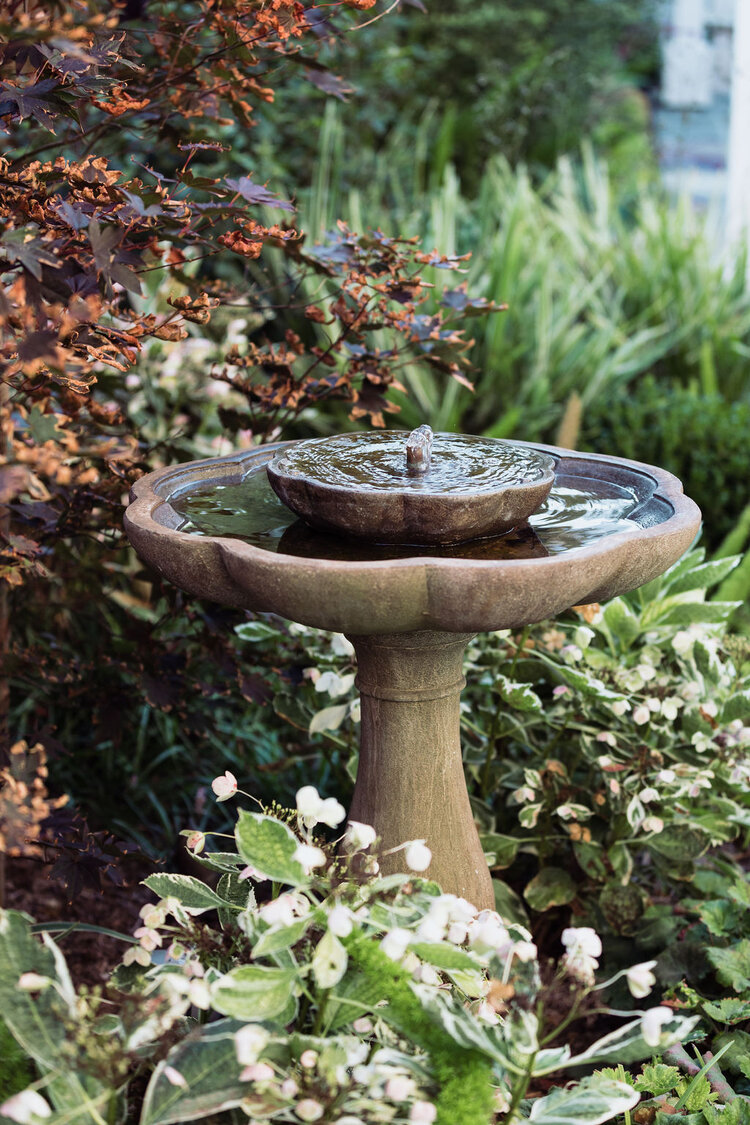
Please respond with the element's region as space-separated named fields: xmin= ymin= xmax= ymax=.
xmin=266 ymin=430 xmax=556 ymax=544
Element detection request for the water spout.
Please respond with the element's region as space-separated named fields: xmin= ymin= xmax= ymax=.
xmin=406 ymin=425 xmax=433 ymax=475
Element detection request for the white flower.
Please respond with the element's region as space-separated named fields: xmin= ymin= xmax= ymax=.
xmin=0 ymin=1091 xmax=52 ymax=1123
xmin=281 ymin=1078 xmax=299 ymax=1098
xmin=641 ymin=1006 xmax=673 ymax=1046
xmin=672 ymin=630 xmax=695 ymax=655
xmin=611 ymin=699 xmax=631 ymax=716
xmin=447 ymin=922 xmax=468 ymax=945
xmin=211 ymin=771 xmax=237 ymax=802
xmin=632 ymin=705 xmax=651 ymax=725
xmin=295 ymin=786 xmax=346 ymax=830
xmin=328 ymin=905 xmax=354 ymax=938
xmin=561 ymin=644 xmax=583 ymax=664
xmin=259 ymin=894 xmax=297 ymax=927
xmin=353 ymin=1017 xmax=373 ymax=1034
xmin=596 ymin=732 xmax=616 ymax=746
xmin=701 ymin=700 xmax=718 ymax=718
xmin=513 ymin=941 xmax=537 ymax=962
xmin=638 ymin=788 xmax=659 ymax=803
xmin=295 ymin=1098 xmax=324 ymax=1121
xmin=16 ymin=973 xmax=50 ymax=991
xmin=512 ymin=786 xmax=536 ymax=804
xmin=236 ymin=1024 xmax=270 ymax=1065
xmin=637 ymin=663 xmax=657 ymax=681
xmin=416 ymin=914 xmax=445 ymax=943
xmin=344 ymin=820 xmax=377 ymax=852
xmin=123 ymin=944 xmax=151 ymax=968
xmin=330 ymin=633 xmax=355 ymax=657
xmin=561 ymin=927 xmax=601 ymax=985
xmin=574 ymin=626 xmax=595 ymax=649
xmin=468 ymin=912 xmax=511 ymax=957
xmin=658 ymin=769 xmax=676 ymax=783
xmin=381 ymin=928 xmax=411 ymax=961
xmin=188 ymin=978 xmax=211 ymax=1009
xmin=186 ymin=831 xmax=206 ymax=854
xmin=134 ymin=927 xmax=162 ymax=952
xmin=626 ymin=961 xmax=657 ymax=999
xmin=405 ymin=840 xmax=432 ymax=872
xmin=300 ymin=1049 xmax=318 ymax=1069
xmin=662 ymin=698 xmax=680 ymax=721
xmin=410 ymin=1103 xmax=437 ymax=1123
xmin=385 ymin=1075 xmax=416 ymax=1101
xmin=293 ymin=843 xmax=327 ymax=873
xmin=642 ymin=816 xmax=664 ymax=834
xmin=241 ymin=1062 xmax=275 ymax=1082
xmin=164 ymin=1067 xmax=187 ymax=1088
xmin=562 ymin=927 xmax=601 ymax=958
xmin=413 ymin=962 xmax=442 ymax=985
xmin=315 ymin=670 xmax=355 ymax=698
xmin=474 ymin=999 xmax=500 ymax=1024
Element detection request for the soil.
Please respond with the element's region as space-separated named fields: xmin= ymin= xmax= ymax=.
xmin=5 ymin=855 xmax=149 ymax=988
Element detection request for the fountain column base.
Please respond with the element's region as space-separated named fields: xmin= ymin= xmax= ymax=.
xmin=346 ymin=630 xmax=494 ymax=911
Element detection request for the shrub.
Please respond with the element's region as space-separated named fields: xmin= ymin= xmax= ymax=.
xmin=581 ymin=378 xmax=750 ymax=550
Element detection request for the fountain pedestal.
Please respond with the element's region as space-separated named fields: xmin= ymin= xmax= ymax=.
xmin=348 ymin=630 xmax=493 ymax=908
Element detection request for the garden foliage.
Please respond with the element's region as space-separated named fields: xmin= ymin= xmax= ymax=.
xmin=0 ymin=789 xmax=700 ymax=1124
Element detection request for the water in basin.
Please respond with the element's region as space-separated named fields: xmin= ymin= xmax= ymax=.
xmin=169 ymin=465 xmax=641 ymax=560
xmin=270 ymin=431 xmax=553 ymax=492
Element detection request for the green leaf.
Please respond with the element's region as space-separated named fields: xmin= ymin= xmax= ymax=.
xmin=656 ymin=601 xmax=740 ymax=629
xmin=252 ymin=917 xmax=311 ymax=959
xmin=524 ymin=867 xmax=577 ymax=912
xmin=27 ymin=407 xmax=60 ymax=444
xmin=410 ymin=943 xmax=479 ymax=971
xmin=139 ymin=1018 xmax=247 ymax=1125
xmin=722 ymin=690 xmax=750 ymax=724
xmin=312 ymin=930 xmax=348 ymax=990
xmin=0 ymin=910 xmax=74 ymax=1069
xmin=648 ymin=825 xmax=709 ymax=863
xmin=706 ymin=940 xmax=750 ymax=993
xmin=235 ymin=811 xmax=305 ymax=885
xmin=573 ymin=841 xmax=607 ymax=881
xmin=143 ymin=874 xmax=237 ymax=915
xmin=570 ymin=1014 xmax=700 ymax=1068
xmin=608 ymin=842 xmax=633 ymax=884
xmin=702 ymin=997 xmax=750 ymax=1025
xmin=668 ymin=558 xmax=740 ymax=595
xmin=711 ymin=1032 xmax=750 ymax=1079
xmin=0 ymin=911 xmax=108 ymax=1117
xmin=698 ymin=899 xmax=742 ymax=938
xmin=492 ymin=879 xmax=528 ymax=926
xmin=234 ymin=620 xmax=284 ymax=644
xmin=634 ymin=1063 xmax=680 ymax=1096
xmin=528 ymin=1075 xmax=639 ymax=1125
xmin=496 ymin=674 xmax=543 ymax=712
xmin=601 ymin=598 xmax=641 ymax=649
xmin=211 ymin=965 xmax=297 ymax=1021
xmin=309 ymin=703 xmax=350 ymax=735
xmin=480 ymin=833 xmax=520 ymax=869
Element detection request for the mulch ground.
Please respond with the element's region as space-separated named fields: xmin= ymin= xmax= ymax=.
xmin=5 ymin=856 xmax=149 ymax=988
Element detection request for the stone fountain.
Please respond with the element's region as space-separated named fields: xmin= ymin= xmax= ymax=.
xmin=124 ymin=428 xmax=700 ymax=910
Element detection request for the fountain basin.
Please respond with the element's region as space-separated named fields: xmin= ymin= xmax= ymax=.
xmin=266 ymin=431 xmax=556 ymax=544
xmin=125 ymin=442 xmax=700 ymax=637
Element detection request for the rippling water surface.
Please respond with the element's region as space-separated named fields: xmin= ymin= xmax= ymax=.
xmin=170 ymin=466 xmax=640 ymax=559
xmin=270 ymin=432 xmax=554 ymax=492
